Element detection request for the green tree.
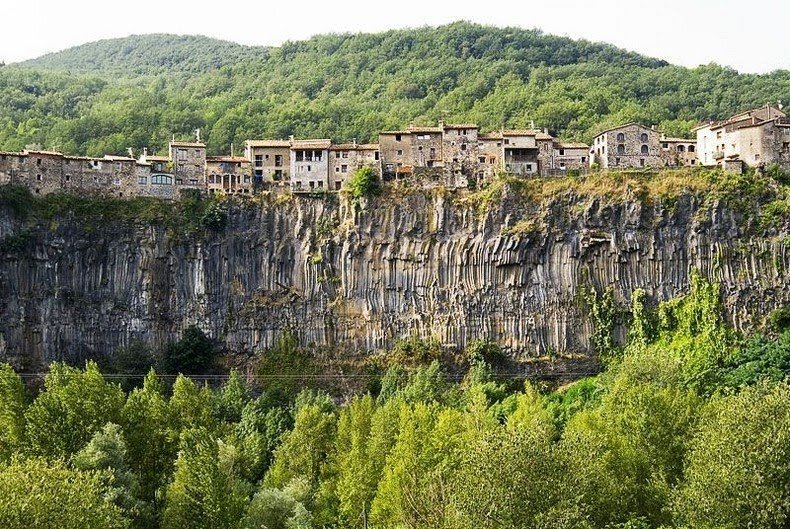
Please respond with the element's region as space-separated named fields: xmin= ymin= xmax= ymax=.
xmin=162 ymin=428 xmax=248 ymax=529
xmin=161 ymin=325 xmax=214 ymax=374
xmin=25 ymin=361 xmax=125 ymax=459
xmin=242 ymin=477 xmax=313 ymax=529
xmin=0 ymin=457 xmax=129 ymax=529
xmin=674 ymin=381 xmax=790 ymax=529
xmin=213 ymin=369 xmax=251 ymax=424
xmin=73 ymin=423 xmax=146 ymax=522
xmin=120 ymin=370 xmax=177 ymax=506
xmin=0 ymin=364 xmax=26 ymax=461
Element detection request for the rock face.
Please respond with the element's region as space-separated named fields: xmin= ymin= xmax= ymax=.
xmin=0 ymin=187 xmax=788 ymax=370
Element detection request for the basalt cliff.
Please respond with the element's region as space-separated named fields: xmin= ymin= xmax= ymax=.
xmin=1 ymin=174 xmax=788 ymax=371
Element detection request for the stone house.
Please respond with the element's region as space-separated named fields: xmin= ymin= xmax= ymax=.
xmin=379 ymin=125 xmax=444 ymax=183
xmin=695 ymin=105 xmax=790 ymax=171
xmin=328 ymin=142 xmax=380 ymax=191
xmin=290 ymin=139 xmax=331 ymax=191
xmin=502 ymin=130 xmax=543 ymax=176
xmin=135 ymin=152 xmax=176 ymax=199
xmin=206 ymin=156 xmax=253 ymax=195
xmin=551 ymin=142 xmax=590 ymax=173
xmin=244 ymin=140 xmax=291 ymax=187
xmin=477 ymin=133 xmax=504 ymax=182
xmin=169 ymin=140 xmax=206 ymax=191
xmin=659 ymin=136 xmax=697 ymax=167
xmin=442 ymin=124 xmax=479 ymax=188
xmin=590 ymin=123 xmax=664 ymax=169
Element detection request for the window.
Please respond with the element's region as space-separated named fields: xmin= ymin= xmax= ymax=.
xmin=115 ymin=162 xmax=121 ymax=170
xmin=176 ymin=178 xmax=183 ymax=184
xmin=335 ymin=182 xmax=341 ymax=190
xmin=688 ymin=145 xmax=695 ymax=152
xmin=374 ymin=152 xmax=380 ymax=161
xmin=526 ymin=164 xmax=533 ymax=171
xmin=317 ymin=181 xmax=323 ymax=188
xmin=640 ymin=145 xmax=649 ymax=155
xmin=559 ymin=149 xmax=565 ymax=156
xmin=92 ymin=160 xmax=100 ymax=168
xmin=113 ymin=178 xmax=121 ymax=186
xmin=309 ymin=181 xmax=315 ymax=189
xmin=341 ymin=164 xmax=348 ymax=173
xmin=335 ymin=167 xmax=340 ymax=173
xmin=274 ymin=170 xmax=283 ymax=181
xmin=190 ymin=179 xmax=198 ymax=185
xmin=254 ymin=155 xmax=263 ymax=167
xmin=296 ymin=151 xmax=304 ymax=162
xmin=662 ymin=143 xmax=669 ymax=149
xmin=615 ymin=157 xmax=620 ymax=165
xmin=177 ymin=149 xmax=187 ymax=161
xmin=151 ymin=174 xmax=173 ymax=185
xmin=307 ymin=165 xmax=311 ymax=172
xmin=504 ymin=139 xmax=510 ymax=145
xmin=478 ymin=156 xmax=486 ymax=163
xmin=65 ymin=159 xmax=70 ymax=165
xmin=335 ymin=152 xmax=341 ymax=159
xmin=396 ymin=150 xmax=403 ymax=156
xmin=677 ymin=145 xmax=685 ymax=152
xmin=244 ymin=175 xmax=250 ymax=183
xmin=640 ymin=133 xmax=648 ymax=142
xmin=460 ymin=144 xmax=467 ymax=151
xmin=138 ymin=176 xmax=147 ymax=185
xmin=640 ymin=158 xmax=645 ymax=167
xmin=65 ymin=174 xmax=71 ymax=182
xmin=395 ymin=134 xmax=402 ymax=141
xmin=617 ymin=144 xmax=625 ymax=155
xmin=36 ymin=174 xmax=42 ymax=181
xmin=255 ymin=169 xmax=263 ymax=177
xmin=342 ymin=152 xmax=348 ymax=158
xmin=581 ymin=156 xmax=587 ymax=163
xmin=560 ymin=162 xmax=566 ymax=169
xmin=429 ymin=148 xmax=436 ymax=158
xmin=275 ymin=155 xmax=283 ymax=167
xmin=616 ymin=133 xmax=625 ymax=142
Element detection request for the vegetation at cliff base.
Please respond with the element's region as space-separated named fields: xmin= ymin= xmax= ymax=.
xmin=0 ymin=276 xmax=788 ymax=528
xmin=1 ymin=22 xmax=789 ymax=156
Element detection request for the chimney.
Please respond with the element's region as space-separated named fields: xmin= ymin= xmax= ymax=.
xmin=438 ymin=120 xmax=445 ymax=129
xmin=143 ymin=147 xmax=148 ymax=157
xmin=231 ymin=143 xmax=234 ymax=157
xmin=353 ymin=138 xmax=357 ymax=148
xmin=543 ymin=128 xmax=549 ymax=135
xmin=289 ymin=135 xmax=295 ymax=143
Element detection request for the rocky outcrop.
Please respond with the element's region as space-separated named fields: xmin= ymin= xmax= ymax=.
xmin=0 ymin=186 xmax=787 ymax=370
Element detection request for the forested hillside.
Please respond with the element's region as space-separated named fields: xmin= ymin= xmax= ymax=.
xmin=1 ymin=22 xmax=789 ymax=157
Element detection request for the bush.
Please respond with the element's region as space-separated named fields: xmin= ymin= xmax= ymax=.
xmin=345 ymin=166 xmax=379 ymax=200
xmin=161 ymin=326 xmax=214 ymax=374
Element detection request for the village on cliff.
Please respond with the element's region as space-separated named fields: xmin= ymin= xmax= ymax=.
xmin=1 ymin=104 xmax=788 ymax=200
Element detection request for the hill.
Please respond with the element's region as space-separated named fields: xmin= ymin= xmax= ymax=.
xmin=1 ymin=21 xmax=789 ymax=156
xmin=20 ymin=34 xmax=264 ymax=74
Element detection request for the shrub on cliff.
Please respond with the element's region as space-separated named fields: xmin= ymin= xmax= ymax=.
xmin=345 ymin=166 xmax=379 ymax=201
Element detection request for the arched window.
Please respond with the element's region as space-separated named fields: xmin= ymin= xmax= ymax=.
xmin=640 ymin=145 xmax=649 ymax=155
xmin=151 ymin=174 xmax=173 ymax=185
xmin=677 ymin=145 xmax=685 ymax=152
xmin=640 ymin=133 xmax=649 ymax=143
xmin=617 ymin=144 xmax=625 ymax=155
xmin=688 ymin=145 xmax=695 ymax=153
xmin=616 ymin=132 xmax=625 ymax=142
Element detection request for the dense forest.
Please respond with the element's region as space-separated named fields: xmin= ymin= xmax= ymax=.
xmin=0 ymin=274 xmax=788 ymax=528
xmin=1 ymin=22 xmax=790 ymax=157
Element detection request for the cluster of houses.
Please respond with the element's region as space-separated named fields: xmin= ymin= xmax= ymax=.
xmin=1 ymin=105 xmax=788 ymax=200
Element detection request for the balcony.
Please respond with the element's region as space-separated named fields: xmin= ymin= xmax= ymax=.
xmin=713 ymin=150 xmax=725 ymax=160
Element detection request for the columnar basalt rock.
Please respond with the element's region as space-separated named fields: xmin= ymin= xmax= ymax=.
xmin=0 ymin=188 xmax=787 ymax=370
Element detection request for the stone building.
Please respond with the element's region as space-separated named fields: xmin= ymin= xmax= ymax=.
xmin=551 ymin=142 xmax=590 ymax=173
xmin=244 ymin=140 xmax=291 ymax=187
xmin=590 ymin=123 xmax=664 ymax=169
xmin=169 ymin=140 xmax=206 ymax=190
xmin=379 ymin=125 xmax=444 ymax=183
xmin=206 ymin=156 xmax=253 ymax=195
xmin=290 ymin=139 xmax=331 ymax=191
xmin=442 ymin=124 xmax=479 ymax=188
xmin=328 ymin=142 xmax=380 ymax=191
xmin=502 ymin=130 xmax=544 ymax=176
xmin=477 ymin=133 xmax=505 ymax=181
xmin=660 ymin=136 xmax=697 ymax=167
xmin=695 ymin=105 xmax=790 ymax=171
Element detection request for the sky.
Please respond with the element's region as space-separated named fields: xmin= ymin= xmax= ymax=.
xmin=2 ymin=0 xmax=789 ymax=74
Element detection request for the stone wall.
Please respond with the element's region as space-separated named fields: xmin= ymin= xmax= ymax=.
xmin=0 ymin=187 xmax=787 ymax=370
